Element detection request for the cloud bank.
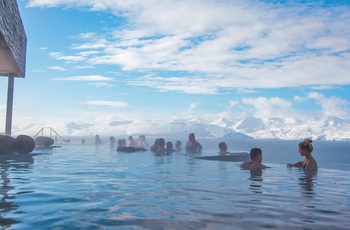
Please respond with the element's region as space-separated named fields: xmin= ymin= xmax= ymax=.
xmin=26 ymin=0 xmax=350 ymax=94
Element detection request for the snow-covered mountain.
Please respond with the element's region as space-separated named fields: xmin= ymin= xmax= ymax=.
xmin=12 ymin=116 xmax=350 ymax=141
xmin=233 ymin=116 xmax=350 ymax=141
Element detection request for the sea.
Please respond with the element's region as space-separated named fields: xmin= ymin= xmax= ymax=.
xmin=0 ymin=138 xmax=349 ymax=229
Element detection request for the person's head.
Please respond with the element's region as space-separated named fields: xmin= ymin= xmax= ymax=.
xmin=188 ymin=133 xmax=195 ymax=141
xmin=298 ymin=138 xmax=313 ymax=156
xmin=250 ymin=148 xmax=262 ymax=163
xmin=175 ymin=140 xmax=181 ymax=149
xmin=117 ymin=139 xmax=123 ymax=145
xmin=139 ymin=135 xmax=145 ymax=141
xmin=158 ymin=138 xmax=165 ymax=147
xmin=218 ymin=142 xmax=227 ymax=151
xmin=166 ymin=141 xmax=173 ymax=149
xmin=110 ymin=136 xmax=115 ymax=141
xmin=128 ymin=136 xmax=134 ymax=141
xmin=153 ymin=138 xmax=160 ymax=145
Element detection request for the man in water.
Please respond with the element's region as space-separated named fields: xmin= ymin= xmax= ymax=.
xmin=218 ymin=142 xmax=229 ymax=155
xmin=240 ymin=148 xmax=267 ymax=170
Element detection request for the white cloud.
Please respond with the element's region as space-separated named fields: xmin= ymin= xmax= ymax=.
xmin=240 ymin=93 xmax=349 ymax=121
xmin=83 ymin=100 xmax=128 ymax=108
xmin=302 ymin=92 xmax=350 ymax=119
xmin=49 ymin=52 xmax=85 ymax=62
xmin=128 ymin=75 xmax=219 ymax=94
xmin=88 ymin=82 xmax=114 ymax=87
xmin=53 ymin=75 xmax=113 ymax=81
xmin=242 ymin=97 xmax=294 ymax=118
xmin=48 ymin=66 xmax=67 ymax=71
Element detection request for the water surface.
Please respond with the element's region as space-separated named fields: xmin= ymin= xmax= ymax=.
xmin=0 ymin=140 xmax=349 ymax=229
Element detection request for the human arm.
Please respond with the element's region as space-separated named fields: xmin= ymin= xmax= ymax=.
xmin=287 ymin=161 xmax=303 ymax=168
xmin=240 ymin=162 xmax=250 ymax=170
xmin=195 ymin=141 xmax=203 ymax=151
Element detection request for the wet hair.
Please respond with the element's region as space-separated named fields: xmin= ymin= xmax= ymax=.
xmin=299 ymin=138 xmax=313 ymax=153
xmin=175 ymin=140 xmax=181 ymax=147
xmin=218 ymin=142 xmax=226 ymax=149
xmin=158 ymin=138 xmax=165 ymax=146
xmin=250 ymin=148 xmax=262 ymax=161
xmin=166 ymin=141 xmax=173 ymax=149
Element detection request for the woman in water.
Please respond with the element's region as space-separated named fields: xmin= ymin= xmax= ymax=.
xmin=185 ymin=133 xmax=202 ymax=153
xmin=287 ymin=138 xmax=318 ymax=171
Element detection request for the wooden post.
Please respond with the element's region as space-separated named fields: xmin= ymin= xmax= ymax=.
xmin=5 ymin=73 xmax=14 ymax=136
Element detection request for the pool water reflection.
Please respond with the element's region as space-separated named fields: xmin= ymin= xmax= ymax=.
xmin=0 ymin=143 xmax=349 ymax=229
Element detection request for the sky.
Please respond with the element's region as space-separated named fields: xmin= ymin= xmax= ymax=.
xmin=0 ymin=0 xmax=350 ymax=137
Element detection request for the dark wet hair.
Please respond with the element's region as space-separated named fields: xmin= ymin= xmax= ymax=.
xmin=166 ymin=141 xmax=173 ymax=148
xmin=158 ymin=138 xmax=165 ymax=146
xmin=250 ymin=148 xmax=262 ymax=160
xmin=218 ymin=142 xmax=226 ymax=149
xmin=299 ymin=138 xmax=313 ymax=153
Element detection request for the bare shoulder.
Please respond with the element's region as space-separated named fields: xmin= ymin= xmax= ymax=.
xmin=250 ymin=163 xmax=267 ymax=170
xmin=305 ymin=158 xmax=318 ymax=171
xmin=240 ymin=162 xmax=251 ymax=169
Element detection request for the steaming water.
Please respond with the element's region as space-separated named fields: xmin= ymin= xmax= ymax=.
xmin=0 ymin=139 xmax=349 ymax=229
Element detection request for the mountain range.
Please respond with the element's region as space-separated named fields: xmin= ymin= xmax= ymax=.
xmin=76 ymin=115 xmax=350 ymax=141
xmin=13 ymin=115 xmax=350 ymax=141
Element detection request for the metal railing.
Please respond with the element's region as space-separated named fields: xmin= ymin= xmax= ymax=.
xmin=33 ymin=127 xmax=67 ymax=143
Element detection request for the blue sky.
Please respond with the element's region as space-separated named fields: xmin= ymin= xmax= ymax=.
xmin=1 ymin=0 xmax=350 ymax=137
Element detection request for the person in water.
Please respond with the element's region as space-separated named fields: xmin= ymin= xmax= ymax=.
xmin=137 ymin=135 xmax=149 ymax=147
xmin=175 ymin=140 xmax=182 ymax=152
xmin=156 ymin=138 xmax=166 ymax=155
xmin=185 ymin=133 xmax=202 ymax=153
xmin=127 ymin=136 xmax=137 ymax=147
xmin=240 ymin=148 xmax=267 ymax=170
xmin=150 ymin=139 xmax=160 ymax=152
xmin=108 ymin=136 xmax=116 ymax=147
xmin=287 ymin=138 xmax=318 ymax=171
xmin=166 ymin=141 xmax=175 ymax=154
xmin=218 ymin=142 xmax=230 ymax=155
xmin=94 ymin=135 xmax=102 ymax=145
xmin=117 ymin=139 xmax=124 ymax=148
